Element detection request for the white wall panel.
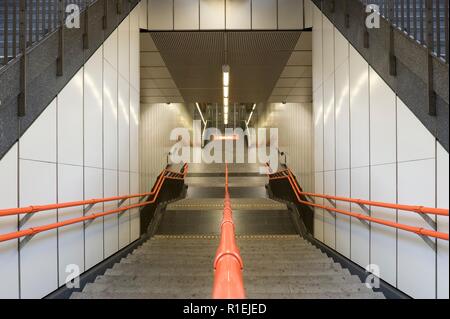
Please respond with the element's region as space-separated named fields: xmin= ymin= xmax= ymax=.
xmin=19 ymin=99 xmax=57 ymax=163
xmin=130 ymin=88 xmax=140 ymax=173
xmin=251 ymin=0 xmax=277 ymax=29
xmin=370 ymin=163 xmax=397 ymax=286
xmin=335 ymin=61 xmax=350 ymax=170
xmin=323 ymin=75 xmax=335 ymax=172
xmin=19 ymin=160 xmax=57 ymax=298
xmin=118 ymin=171 xmax=130 ymax=249
xmin=226 ymin=0 xmax=250 ymax=29
xmin=314 ymin=171 xmax=324 ymax=241
xmin=350 ymin=166 xmax=370 ymax=268
xmin=103 ymin=170 xmax=118 ymax=258
xmin=436 ymin=144 xmax=449 ymax=299
xmin=397 ymin=98 xmax=435 ymax=162
xmin=103 ymin=61 xmax=118 ymax=171
xmin=369 ymin=68 xmax=396 ymax=166
xmin=84 ymin=167 xmax=104 ymax=270
xmin=118 ymin=17 xmax=130 ymax=82
xmin=312 ymin=6 xmax=322 ymax=90
xmin=334 ymin=29 xmax=348 ymax=70
xmin=278 ymin=0 xmax=303 ymax=29
xmin=313 ymin=88 xmax=323 ymax=172
xmin=322 ymin=16 xmax=334 ymax=81
xmin=57 ymin=164 xmax=84 ymax=285
xmin=174 ymin=0 xmax=199 ymax=30
xmin=304 ymin=0 xmax=313 ymax=28
xmin=104 ymin=30 xmax=118 ymax=70
xmin=200 ymin=0 xmax=225 ymax=29
xmin=148 ymin=0 xmax=174 ymax=30
xmin=323 ymin=171 xmax=336 ymax=248
xmin=139 ymin=0 xmax=148 ymax=29
xmin=118 ymin=76 xmax=130 ymax=172
xmin=0 ymin=144 xmax=19 ymax=298
xmin=349 ymin=47 xmax=369 ymax=168
xmin=130 ymin=7 xmax=140 ymax=91
xmin=335 ymin=169 xmax=350 ymax=257
xmin=84 ymin=47 xmax=103 ymax=169
xmin=130 ymin=172 xmax=140 ymax=241
xmin=398 ymin=159 xmax=436 ymax=298
xmin=58 ymin=69 xmax=84 ymax=166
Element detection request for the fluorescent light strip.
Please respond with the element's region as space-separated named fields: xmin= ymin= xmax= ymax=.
xmin=224 ymin=86 xmax=229 ymax=98
xmin=223 ymin=72 xmax=229 ymax=87
xmin=195 ymin=102 xmax=207 ymax=126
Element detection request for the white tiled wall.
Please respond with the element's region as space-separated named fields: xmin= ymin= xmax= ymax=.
xmin=143 ymin=0 xmax=313 ymax=30
xmin=0 ymin=7 xmax=141 ymax=299
xmin=312 ymin=4 xmax=449 ymax=299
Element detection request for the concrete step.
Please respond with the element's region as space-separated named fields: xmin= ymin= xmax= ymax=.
xmin=82 ymin=281 xmax=212 ymax=294
xmin=247 ymin=292 xmax=386 ymax=299
xmin=107 ymin=263 xmax=352 ymax=277
xmin=70 ymin=291 xmax=211 ymax=299
xmin=244 ymin=281 xmax=373 ymax=294
xmin=70 ymin=290 xmax=384 ymax=299
xmin=94 ymin=275 xmax=213 ymax=286
xmin=81 ymin=279 xmax=369 ymax=295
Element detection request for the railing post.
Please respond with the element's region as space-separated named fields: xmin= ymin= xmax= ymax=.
xmin=103 ymin=0 xmax=108 ymax=29
xmin=117 ymin=0 xmax=123 ymax=15
xmin=388 ymin=0 xmax=397 ymax=76
xmin=425 ymin=0 xmax=436 ymax=116
xmin=344 ymin=0 xmax=350 ymax=28
xmin=3 ymin=0 xmax=9 ymax=65
xmin=83 ymin=0 xmax=89 ymax=49
xmin=18 ymin=0 xmax=27 ymax=117
xmin=56 ymin=0 xmax=64 ymax=76
xmin=363 ymin=3 xmax=370 ymax=49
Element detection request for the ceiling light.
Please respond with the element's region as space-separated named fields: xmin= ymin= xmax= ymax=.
xmin=224 ymin=97 xmax=229 ymax=106
xmin=196 ymin=102 xmax=206 ymax=126
xmin=247 ymin=111 xmax=254 ymax=126
xmin=223 ymin=65 xmax=230 ymax=86
xmin=224 ymin=86 xmax=229 ymax=98
xmin=224 ymin=106 xmax=229 ymax=114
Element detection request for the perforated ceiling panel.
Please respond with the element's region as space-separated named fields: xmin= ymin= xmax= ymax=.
xmin=149 ymin=31 xmax=305 ymax=104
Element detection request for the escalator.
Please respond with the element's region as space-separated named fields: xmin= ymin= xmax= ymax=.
xmin=70 ymin=163 xmax=384 ymax=299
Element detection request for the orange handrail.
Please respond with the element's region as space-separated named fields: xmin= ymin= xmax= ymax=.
xmin=0 ymin=164 xmax=188 ymax=243
xmin=268 ymin=166 xmax=449 ymax=241
xmin=212 ymin=163 xmax=246 ymax=299
xmin=0 ymin=164 xmax=187 ymax=218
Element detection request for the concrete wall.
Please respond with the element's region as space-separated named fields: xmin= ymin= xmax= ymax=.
xmin=312 ymin=4 xmax=449 ymax=299
xmin=0 ymin=6 xmax=141 ymax=299
xmin=141 ymin=0 xmax=313 ymax=30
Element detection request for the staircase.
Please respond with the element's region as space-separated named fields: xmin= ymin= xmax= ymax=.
xmin=70 ymin=162 xmax=385 ymax=299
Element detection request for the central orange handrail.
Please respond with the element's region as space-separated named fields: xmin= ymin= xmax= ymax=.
xmin=0 ymin=164 xmax=188 ymax=243
xmin=212 ymin=163 xmax=246 ymax=299
xmin=267 ymin=165 xmax=449 ymax=241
